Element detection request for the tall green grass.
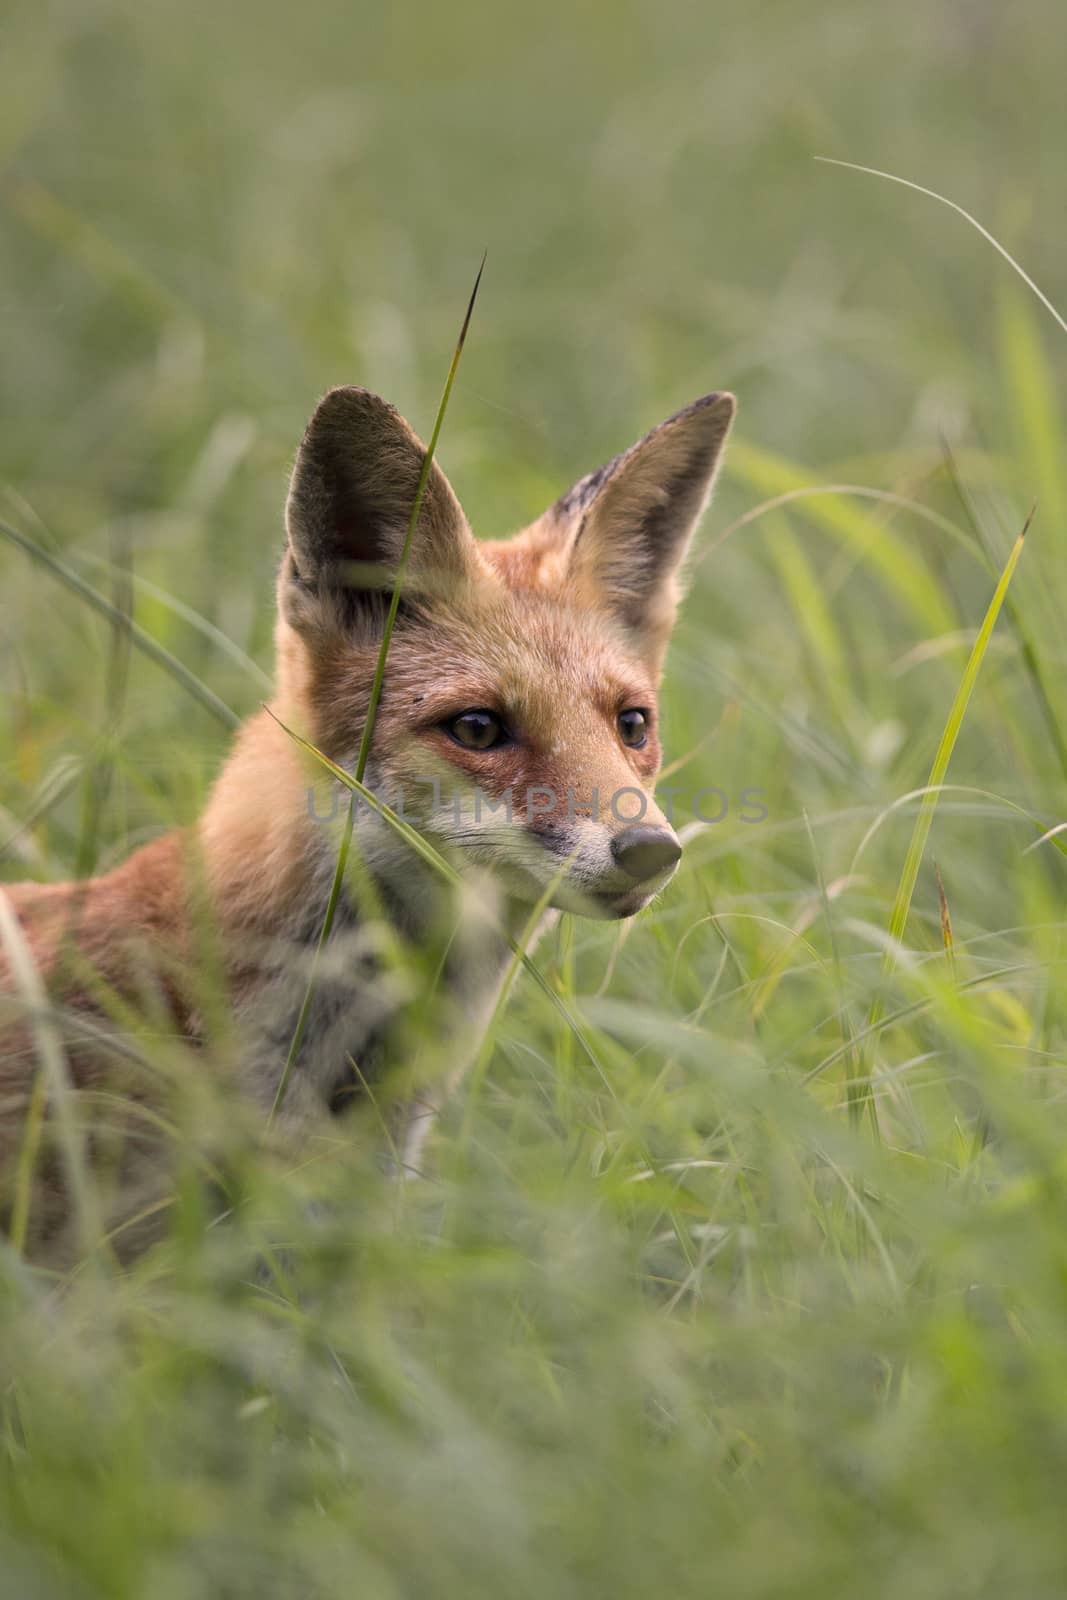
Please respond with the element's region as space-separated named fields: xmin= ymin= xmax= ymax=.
xmin=4 ymin=1 xmax=1067 ymax=1594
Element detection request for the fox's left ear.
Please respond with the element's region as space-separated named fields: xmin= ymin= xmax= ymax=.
xmin=556 ymin=391 xmax=735 ymax=662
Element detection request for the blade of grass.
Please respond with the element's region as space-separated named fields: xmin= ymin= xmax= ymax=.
xmin=78 ymin=554 xmax=272 ymax=690
xmin=75 ymin=528 xmax=134 ymax=880
xmin=0 ymin=890 xmax=102 ymax=1261
xmin=998 ymin=291 xmax=1067 ymax=533
xmin=270 ymin=256 xmax=485 ymax=1121
xmin=849 ymin=781 xmax=1067 ymax=876
xmin=401 ymin=840 xmax=582 ymax=1180
xmin=727 ymin=441 xmax=959 ymax=636
xmin=803 ymin=960 xmax=1044 ymax=1085
xmin=8 ymin=1070 xmax=48 ymax=1257
xmin=859 ymin=508 xmax=1032 ymax=1129
xmin=934 ymin=861 xmax=957 ymax=986
xmin=803 ymin=809 xmax=862 ymax=1127
xmin=455 ymin=841 xmax=583 ymax=1159
xmin=1 ymin=756 xmax=83 ymax=863
xmin=764 ymin=513 xmax=851 ymax=726
xmin=703 ymin=482 xmax=986 ymax=572
xmin=814 ymin=159 xmax=1067 ymax=337
xmin=939 ymin=433 xmax=1067 ymax=782
xmin=265 ymin=709 xmax=608 ymax=1089
xmin=0 ymin=517 xmax=239 ymax=729
xmin=884 ymin=510 xmax=1032 ymax=950
xmin=6 ymin=176 xmax=182 ymax=321
xmin=356 ymin=254 xmax=486 ymax=784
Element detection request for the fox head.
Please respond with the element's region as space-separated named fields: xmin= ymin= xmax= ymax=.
xmin=277 ymin=385 xmax=735 ymax=920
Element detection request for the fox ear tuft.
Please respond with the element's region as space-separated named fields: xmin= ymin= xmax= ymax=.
xmin=556 ymin=391 xmax=735 ymax=662
xmin=282 ymin=386 xmax=474 ymax=632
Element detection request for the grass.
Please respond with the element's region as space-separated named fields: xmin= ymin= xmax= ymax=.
xmin=271 ymin=251 xmax=484 ymax=1124
xmin=4 ymin=0 xmax=1067 ymax=1593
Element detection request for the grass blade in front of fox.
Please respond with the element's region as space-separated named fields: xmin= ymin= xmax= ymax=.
xmin=858 ymin=508 xmax=1031 ymax=1133
xmin=272 ymin=256 xmax=485 ymax=1123
xmin=266 ymin=711 xmax=610 ymax=1092
xmin=354 ymin=252 xmax=486 ymax=785
xmin=454 ymin=839 xmax=588 ymax=1162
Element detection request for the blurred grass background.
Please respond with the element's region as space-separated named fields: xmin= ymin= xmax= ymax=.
xmin=4 ymin=0 xmax=1067 ymax=1594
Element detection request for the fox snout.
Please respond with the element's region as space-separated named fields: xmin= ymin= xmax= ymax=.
xmin=513 ymin=807 xmax=683 ymax=920
xmin=580 ymin=819 xmax=683 ymax=917
xmin=611 ymin=824 xmax=682 ymax=883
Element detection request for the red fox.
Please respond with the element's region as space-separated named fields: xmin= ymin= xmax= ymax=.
xmin=0 ymin=385 xmax=735 ymax=1257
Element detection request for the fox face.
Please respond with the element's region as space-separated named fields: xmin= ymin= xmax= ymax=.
xmin=277 ymin=385 xmax=735 ymax=922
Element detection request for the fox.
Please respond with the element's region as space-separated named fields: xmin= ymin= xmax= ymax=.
xmin=0 ymin=383 xmax=735 ymax=1260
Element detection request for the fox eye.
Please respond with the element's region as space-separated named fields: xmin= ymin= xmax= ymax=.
xmin=446 ymin=710 xmax=508 ymax=750
xmin=618 ymin=708 xmax=649 ymax=748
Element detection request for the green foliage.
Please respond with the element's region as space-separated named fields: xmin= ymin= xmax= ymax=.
xmin=3 ymin=1 xmax=1067 ymax=1593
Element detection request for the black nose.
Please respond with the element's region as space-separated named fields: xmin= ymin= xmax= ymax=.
xmin=611 ymin=824 xmax=682 ymax=883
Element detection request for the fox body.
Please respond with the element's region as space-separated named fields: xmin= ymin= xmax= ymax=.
xmin=0 ymin=385 xmax=735 ymax=1255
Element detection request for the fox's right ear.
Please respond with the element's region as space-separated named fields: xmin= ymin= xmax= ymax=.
xmin=555 ymin=391 xmax=735 ymax=665
xmin=282 ymin=386 xmax=475 ymax=634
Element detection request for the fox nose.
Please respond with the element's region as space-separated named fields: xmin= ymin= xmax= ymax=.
xmin=611 ymin=824 xmax=682 ymax=883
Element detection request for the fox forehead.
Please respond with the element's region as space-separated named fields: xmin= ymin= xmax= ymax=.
xmin=384 ymin=576 xmax=657 ymax=728
xmin=302 ymin=581 xmax=655 ymax=762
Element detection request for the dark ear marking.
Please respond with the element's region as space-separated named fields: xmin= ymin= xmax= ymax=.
xmin=558 ymin=390 xmax=736 ymax=658
xmin=553 ymin=453 xmax=625 ymax=522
